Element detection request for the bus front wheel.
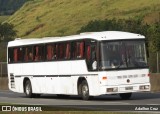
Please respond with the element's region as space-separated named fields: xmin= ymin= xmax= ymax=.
xmin=119 ymin=93 xmax=132 ymax=100
xmin=81 ymin=80 xmax=92 ymax=100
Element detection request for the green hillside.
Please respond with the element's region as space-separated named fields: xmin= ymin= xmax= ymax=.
xmin=0 ymin=16 xmax=9 ymax=23
xmin=7 ymin=0 xmax=160 ymax=38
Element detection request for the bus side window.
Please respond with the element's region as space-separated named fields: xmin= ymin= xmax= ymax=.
xmin=80 ymin=42 xmax=84 ymax=58
xmin=86 ymin=45 xmax=91 ymax=61
xmin=34 ymin=45 xmax=44 ymax=61
xmin=13 ymin=48 xmax=18 ymax=62
xmin=8 ymin=48 xmax=14 ymax=63
xmin=46 ymin=44 xmax=52 ymax=61
xmin=13 ymin=47 xmax=23 ymax=62
xmin=34 ymin=46 xmax=39 ymax=61
xmin=71 ymin=42 xmax=76 ymax=59
xmin=24 ymin=46 xmax=33 ymax=62
xmin=64 ymin=43 xmax=70 ymax=59
xmin=24 ymin=47 xmax=28 ymax=62
xmin=76 ymin=41 xmax=84 ymax=59
xmin=58 ymin=43 xmax=64 ymax=60
xmin=71 ymin=41 xmax=84 ymax=59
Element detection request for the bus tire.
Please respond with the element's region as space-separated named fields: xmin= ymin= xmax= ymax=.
xmin=81 ymin=80 xmax=91 ymax=100
xmin=119 ymin=93 xmax=132 ymax=100
xmin=24 ymin=80 xmax=34 ymax=98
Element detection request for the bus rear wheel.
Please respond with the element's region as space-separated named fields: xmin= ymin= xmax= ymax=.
xmin=24 ymin=80 xmax=41 ymax=98
xmin=25 ymin=80 xmax=33 ymax=98
xmin=81 ymin=80 xmax=92 ymax=100
xmin=119 ymin=93 xmax=132 ymax=100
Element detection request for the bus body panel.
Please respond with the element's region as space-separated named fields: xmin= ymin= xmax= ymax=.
xmin=99 ymin=69 xmax=149 ymax=86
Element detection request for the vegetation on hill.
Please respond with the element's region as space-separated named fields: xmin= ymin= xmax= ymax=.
xmin=7 ymin=0 xmax=160 ymax=38
xmin=0 ymin=23 xmax=17 ymax=42
xmin=0 ymin=0 xmax=27 ymax=15
xmin=0 ymin=22 xmax=17 ymax=62
xmin=0 ymin=16 xmax=9 ymax=23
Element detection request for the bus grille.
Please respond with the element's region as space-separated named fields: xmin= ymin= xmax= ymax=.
xmin=10 ymin=73 xmax=15 ymax=88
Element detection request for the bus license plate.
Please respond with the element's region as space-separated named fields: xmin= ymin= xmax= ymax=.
xmin=125 ymin=86 xmax=133 ymax=90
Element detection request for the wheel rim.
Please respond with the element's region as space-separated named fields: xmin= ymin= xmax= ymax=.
xmin=82 ymin=85 xmax=89 ymax=97
xmin=26 ymin=84 xmax=30 ymax=95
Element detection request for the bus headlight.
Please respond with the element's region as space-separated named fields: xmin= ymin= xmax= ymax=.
xmin=107 ymin=87 xmax=118 ymax=92
xmin=139 ymin=85 xmax=149 ymax=90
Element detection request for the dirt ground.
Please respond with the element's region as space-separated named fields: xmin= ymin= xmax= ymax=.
xmin=0 ymin=77 xmax=8 ymax=90
xmin=150 ymin=73 xmax=160 ymax=92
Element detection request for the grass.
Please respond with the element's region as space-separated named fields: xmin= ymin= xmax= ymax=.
xmin=0 ymin=16 xmax=10 ymax=23
xmin=6 ymin=0 xmax=160 ymax=38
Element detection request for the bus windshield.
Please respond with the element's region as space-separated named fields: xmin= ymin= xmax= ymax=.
xmin=100 ymin=40 xmax=148 ymax=70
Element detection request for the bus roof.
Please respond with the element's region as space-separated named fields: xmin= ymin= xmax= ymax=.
xmin=8 ymin=31 xmax=145 ymax=47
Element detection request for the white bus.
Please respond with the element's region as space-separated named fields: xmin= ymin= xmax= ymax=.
xmin=7 ymin=31 xmax=150 ymax=100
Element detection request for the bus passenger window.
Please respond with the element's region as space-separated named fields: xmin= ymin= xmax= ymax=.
xmin=8 ymin=48 xmax=14 ymax=63
xmin=79 ymin=42 xmax=84 ymax=58
xmin=52 ymin=44 xmax=57 ymax=60
xmin=24 ymin=47 xmax=33 ymax=62
xmin=71 ymin=41 xmax=85 ymax=59
xmin=13 ymin=48 xmax=18 ymax=62
xmin=58 ymin=43 xmax=64 ymax=59
xmin=86 ymin=45 xmax=91 ymax=61
xmin=46 ymin=44 xmax=57 ymax=61
xmin=13 ymin=47 xmax=23 ymax=62
xmin=64 ymin=43 xmax=70 ymax=59
xmin=76 ymin=42 xmax=84 ymax=59
xmin=46 ymin=45 xmax=52 ymax=61
xmin=71 ymin=42 xmax=76 ymax=59
xmin=29 ymin=52 xmax=33 ymax=61
xmin=24 ymin=47 xmax=28 ymax=61
xmin=34 ymin=45 xmax=44 ymax=61
xmin=34 ymin=46 xmax=39 ymax=61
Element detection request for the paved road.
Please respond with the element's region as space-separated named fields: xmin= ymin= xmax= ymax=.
xmin=0 ymin=90 xmax=160 ymax=111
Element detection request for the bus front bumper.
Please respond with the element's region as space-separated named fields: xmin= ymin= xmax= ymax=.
xmin=100 ymin=83 xmax=150 ymax=95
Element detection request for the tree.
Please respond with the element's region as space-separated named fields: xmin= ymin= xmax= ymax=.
xmin=0 ymin=23 xmax=17 ymax=42
xmin=148 ymin=22 xmax=160 ymax=72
